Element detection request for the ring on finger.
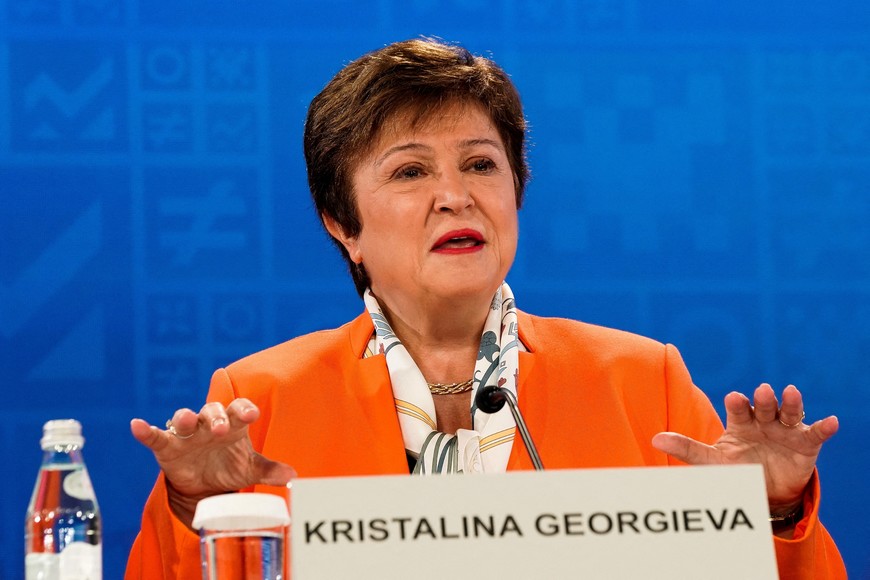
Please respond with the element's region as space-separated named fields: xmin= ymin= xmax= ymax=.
xmin=778 ymin=411 xmax=806 ymax=428
xmin=165 ymin=419 xmax=195 ymax=440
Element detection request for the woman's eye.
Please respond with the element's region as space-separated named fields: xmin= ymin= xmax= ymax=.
xmin=470 ymin=158 xmax=495 ymax=173
xmin=394 ymin=166 xmax=423 ymax=180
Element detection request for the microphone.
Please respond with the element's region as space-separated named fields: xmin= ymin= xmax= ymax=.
xmin=475 ymin=385 xmax=545 ymax=471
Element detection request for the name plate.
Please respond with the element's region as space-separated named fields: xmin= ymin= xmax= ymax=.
xmin=291 ymin=465 xmax=777 ymax=579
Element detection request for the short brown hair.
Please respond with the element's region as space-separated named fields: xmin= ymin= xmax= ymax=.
xmin=304 ymin=38 xmax=529 ymax=296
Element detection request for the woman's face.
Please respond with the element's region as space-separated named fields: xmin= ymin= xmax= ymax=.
xmin=330 ymin=102 xmax=519 ymax=310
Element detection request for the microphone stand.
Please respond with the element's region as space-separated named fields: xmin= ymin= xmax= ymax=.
xmin=476 ymin=385 xmax=545 ymax=471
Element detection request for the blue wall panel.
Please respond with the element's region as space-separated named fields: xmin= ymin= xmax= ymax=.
xmin=2 ymin=0 xmax=868 ymax=577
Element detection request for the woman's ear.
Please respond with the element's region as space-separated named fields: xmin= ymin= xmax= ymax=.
xmin=322 ymin=214 xmax=363 ymax=263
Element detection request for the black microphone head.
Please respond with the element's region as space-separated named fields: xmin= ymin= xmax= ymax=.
xmin=475 ymin=385 xmax=507 ymax=414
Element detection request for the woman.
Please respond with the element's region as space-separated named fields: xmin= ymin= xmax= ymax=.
xmin=126 ymin=39 xmax=845 ymax=578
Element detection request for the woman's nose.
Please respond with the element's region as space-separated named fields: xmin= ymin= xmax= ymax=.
xmin=434 ymin=171 xmax=474 ymax=213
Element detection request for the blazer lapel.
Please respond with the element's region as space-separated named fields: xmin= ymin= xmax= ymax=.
xmin=507 ymin=312 xmax=539 ymax=471
xmin=346 ymin=313 xmax=408 ymax=473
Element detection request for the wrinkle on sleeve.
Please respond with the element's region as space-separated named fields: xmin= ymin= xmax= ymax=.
xmin=124 ymin=473 xmax=201 ymax=580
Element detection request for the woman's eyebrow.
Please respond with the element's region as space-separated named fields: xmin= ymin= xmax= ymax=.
xmin=374 ymin=137 xmax=504 ymax=168
xmin=457 ymin=138 xmax=504 ymax=152
xmin=374 ymin=143 xmax=431 ymax=168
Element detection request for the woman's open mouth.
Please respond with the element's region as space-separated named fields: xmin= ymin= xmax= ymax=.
xmin=432 ymin=229 xmax=485 ymax=253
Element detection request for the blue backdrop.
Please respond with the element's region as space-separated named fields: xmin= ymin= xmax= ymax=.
xmin=3 ymin=0 xmax=868 ymax=577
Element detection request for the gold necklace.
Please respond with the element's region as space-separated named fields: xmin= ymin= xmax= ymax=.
xmin=426 ymin=378 xmax=474 ymax=395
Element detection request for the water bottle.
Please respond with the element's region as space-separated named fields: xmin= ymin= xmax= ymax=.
xmin=25 ymin=419 xmax=102 ymax=580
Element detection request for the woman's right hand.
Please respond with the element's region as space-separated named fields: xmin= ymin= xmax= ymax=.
xmin=130 ymin=398 xmax=296 ymax=528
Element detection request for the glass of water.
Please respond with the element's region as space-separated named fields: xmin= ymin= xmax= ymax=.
xmin=193 ymin=492 xmax=290 ymax=580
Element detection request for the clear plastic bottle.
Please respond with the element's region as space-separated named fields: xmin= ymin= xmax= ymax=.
xmin=25 ymin=419 xmax=102 ymax=580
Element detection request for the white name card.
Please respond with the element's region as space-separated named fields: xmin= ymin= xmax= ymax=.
xmin=291 ymin=465 xmax=778 ymax=579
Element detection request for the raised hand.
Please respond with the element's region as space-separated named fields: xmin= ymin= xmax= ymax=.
xmin=130 ymin=398 xmax=295 ymax=527
xmin=652 ymin=383 xmax=839 ymax=513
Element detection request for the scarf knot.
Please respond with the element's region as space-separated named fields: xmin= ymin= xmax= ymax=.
xmin=364 ymin=283 xmax=521 ymax=474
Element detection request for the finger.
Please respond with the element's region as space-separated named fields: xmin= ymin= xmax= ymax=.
xmin=198 ymin=401 xmax=231 ymax=435
xmin=652 ymin=432 xmax=721 ymax=465
xmin=723 ymin=391 xmax=753 ymax=426
xmin=130 ymin=418 xmax=171 ymax=452
xmin=752 ymin=383 xmax=778 ymax=424
xmin=806 ymin=415 xmax=840 ymax=445
xmin=169 ymin=407 xmax=199 ymax=437
xmin=226 ymin=398 xmax=260 ymax=429
xmin=252 ymin=454 xmax=298 ymax=487
xmin=778 ymin=384 xmax=804 ymax=427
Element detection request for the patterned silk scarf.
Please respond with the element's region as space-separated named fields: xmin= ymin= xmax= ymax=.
xmin=364 ymin=283 xmax=521 ymax=474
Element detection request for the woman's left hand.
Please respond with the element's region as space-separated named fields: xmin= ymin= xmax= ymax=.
xmin=652 ymin=383 xmax=839 ymax=513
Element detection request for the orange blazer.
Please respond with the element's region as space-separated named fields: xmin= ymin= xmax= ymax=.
xmin=126 ymin=311 xmax=846 ymax=579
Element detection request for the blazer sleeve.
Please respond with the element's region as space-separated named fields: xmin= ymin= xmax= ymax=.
xmin=124 ymin=369 xmax=239 ymax=580
xmin=772 ymin=471 xmax=847 ymax=579
xmin=662 ymin=344 xmax=846 ymax=580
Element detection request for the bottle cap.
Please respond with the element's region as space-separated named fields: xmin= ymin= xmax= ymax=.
xmin=41 ymin=419 xmax=85 ymax=450
xmin=193 ymin=492 xmax=290 ymax=531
